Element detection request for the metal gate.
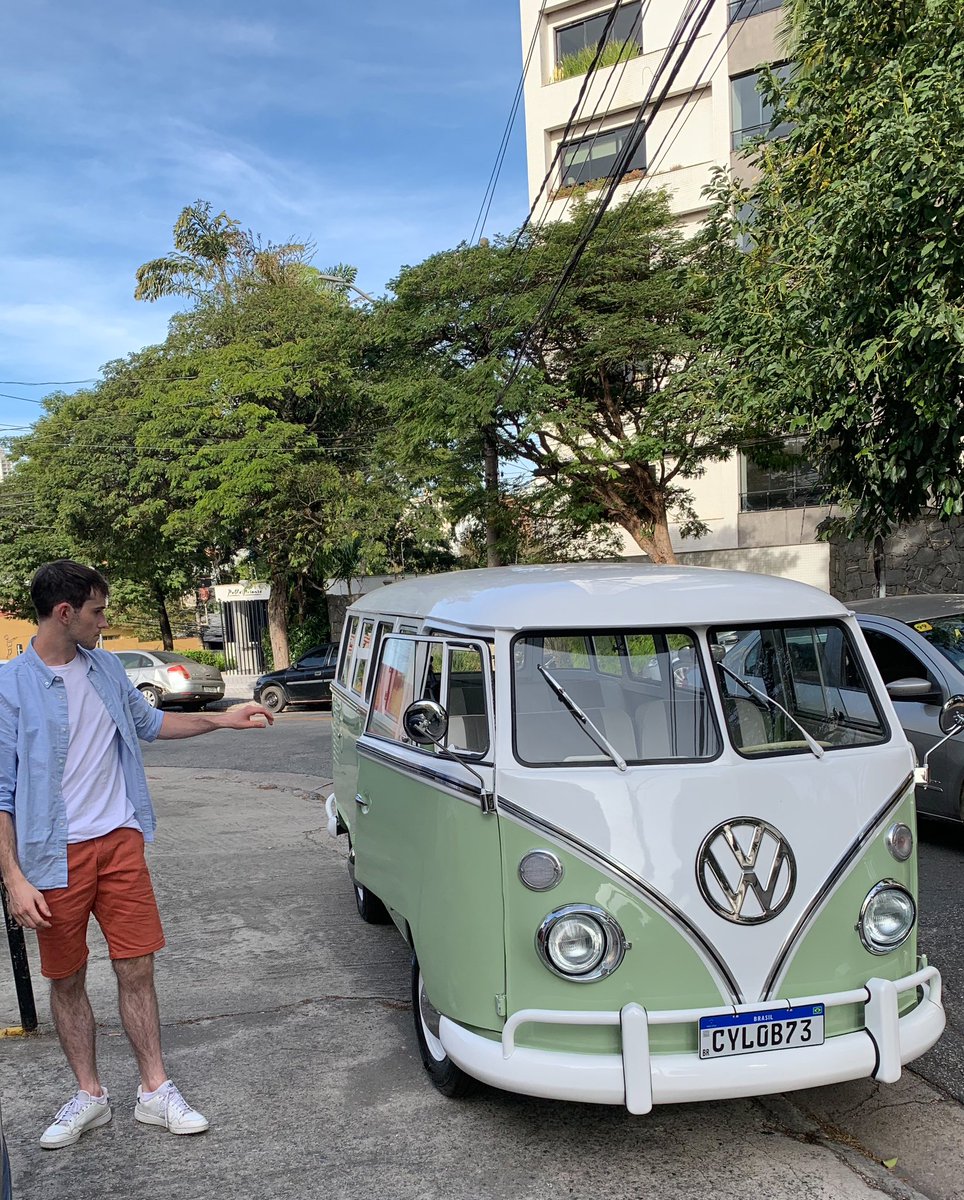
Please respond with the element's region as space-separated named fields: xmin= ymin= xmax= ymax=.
xmin=221 ymin=599 xmax=268 ymax=675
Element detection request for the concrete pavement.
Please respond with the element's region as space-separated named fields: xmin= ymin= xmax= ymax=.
xmin=1 ymin=764 xmax=963 ymax=1200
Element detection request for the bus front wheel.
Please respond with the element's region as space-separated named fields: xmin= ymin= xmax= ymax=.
xmin=411 ymin=955 xmax=477 ymax=1099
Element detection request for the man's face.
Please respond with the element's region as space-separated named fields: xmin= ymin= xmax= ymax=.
xmin=65 ymin=592 xmax=110 ymax=649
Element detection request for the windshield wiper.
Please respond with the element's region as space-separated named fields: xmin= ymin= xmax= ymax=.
xmin=537 ymin=664 xmax=627 ymax=772
xmin=716 ymin=662 xmax=825 ymax=759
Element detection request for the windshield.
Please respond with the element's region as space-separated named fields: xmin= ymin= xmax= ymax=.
xmin=710 ymin=623 xmax=886 ymax=757
xmin=908 ymin=615 xmax=964 ymax=670
xmin=512 ymin=631 xmax=721 ymax=766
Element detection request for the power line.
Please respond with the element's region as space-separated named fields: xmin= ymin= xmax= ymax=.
xmin=469 ymin=0 xmax=550 ymax=245
xmin=494 ymin=0 xmax=717 ymax=408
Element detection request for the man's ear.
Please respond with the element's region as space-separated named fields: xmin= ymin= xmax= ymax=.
xmin=52 ymin=601 xmax=75 ymax=626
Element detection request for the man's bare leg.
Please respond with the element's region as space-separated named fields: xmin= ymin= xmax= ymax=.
xmin=49 ymin=964 xmax=104 ymax=1096
xmin=113 ymin=954 xmax=168 ymax=1092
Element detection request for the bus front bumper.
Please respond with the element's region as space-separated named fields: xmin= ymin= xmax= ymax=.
xmin=439 ymin=967 xmax=944 ymax=1114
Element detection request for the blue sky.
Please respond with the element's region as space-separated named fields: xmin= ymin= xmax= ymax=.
xmin=0 ymin=0 xmax=528 ymax=433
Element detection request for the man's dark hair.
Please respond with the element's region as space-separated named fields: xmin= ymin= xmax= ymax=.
xmin=30 ymin=560 xmax=109 ymax=619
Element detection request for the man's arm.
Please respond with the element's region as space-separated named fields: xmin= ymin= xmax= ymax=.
xmin=156 ymin=701 xmax=274 ymax=740
xmin=0 ymin=813 xmax=52 ymax=929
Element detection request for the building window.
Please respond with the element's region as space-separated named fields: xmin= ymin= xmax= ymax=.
xmin=740 ymin=439 xmax=825 ymax=511
xmin=728 ymin=0 xmax=782 ymax=23
xmin=731 ymin=63 xmax=793 ymax=149
xmin=554 ymin=3 xmax=642 ymax=81
xmin=560 ymin=122 xmax=645 ymax=189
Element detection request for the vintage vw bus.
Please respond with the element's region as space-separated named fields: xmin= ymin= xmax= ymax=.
xmin=326 ymin=564 xmax=945 ymax=1112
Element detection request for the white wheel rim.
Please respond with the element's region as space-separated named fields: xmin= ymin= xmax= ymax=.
xmin=418 ymin=973 xmax=446 ymax=1062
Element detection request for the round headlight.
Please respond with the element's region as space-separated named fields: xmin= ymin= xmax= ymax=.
xmin=536 ymin=905 xmax=627 ymax=982
xmin=858 ymin=881 xmax=916 ymax=954
xmin=885 ymin=822 xmax=914 ymax=863
xmin=519 ymin=850 xmax=564 ymax=891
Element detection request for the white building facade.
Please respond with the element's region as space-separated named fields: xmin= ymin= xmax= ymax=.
xmin=518 ymin=0 xmax=834 ymax=589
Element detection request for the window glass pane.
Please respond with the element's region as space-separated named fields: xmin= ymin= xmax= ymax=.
xmin=368 ymin=637 xmax=417 ymax=741
xmin=729 ymin=0 xmax=782 ymax=23
xmin=350 ymin=619 xmax=375 ymax=694
xmin=422 ymin=644 xmax=444 ymax=702
xmin=710 ymin=623 xmax=886 ymax=755
xmin=731 ymin=64 xmax=793 ymax=148
xmin=513 ymin=629 xmax=719 ymax=765
xmin=545 ymin=636 xmax=591 ymax=670
xmin=741 ymin=436 xmax=823 ymax=511
xmin=556 ymin=2 xmax=641 ymax=63
xmin=592 ymin=635 xmax=623 ymax=675
xmin=561 ymin=122 xmax=645 ymax=188
xmin=446 ymin=646 xmax=489 ymax=755
xmin=338 ymin=617 xmax=358 ymax=687
xmin=862 ymin=630 xmax=932 ymax=683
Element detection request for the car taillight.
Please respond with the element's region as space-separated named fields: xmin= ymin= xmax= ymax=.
xmin=166 ymin=664 xmax=191 ymax=679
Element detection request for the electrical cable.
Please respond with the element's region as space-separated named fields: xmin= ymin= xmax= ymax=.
xmin=493 ymin=0 xmax=717 ymax=407
xmin=469 ymin=0 xmax=551 ymax=245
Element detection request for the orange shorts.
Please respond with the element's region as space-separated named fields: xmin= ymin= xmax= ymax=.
xmin=36 ymin=827 xmax=165 ymax=980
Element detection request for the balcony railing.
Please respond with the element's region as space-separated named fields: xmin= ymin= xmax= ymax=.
xmin=728 ymin=0 xmax=782 ymax=22
xmin=740 ymin=486 xmax=828 ymax=513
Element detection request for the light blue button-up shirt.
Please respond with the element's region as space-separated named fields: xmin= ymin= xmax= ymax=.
xmin=0 ymin=641 xmax=164 ymax=889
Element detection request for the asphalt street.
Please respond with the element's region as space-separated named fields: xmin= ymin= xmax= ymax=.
xmin=1 ymin=722 xmax=962 ymax=1199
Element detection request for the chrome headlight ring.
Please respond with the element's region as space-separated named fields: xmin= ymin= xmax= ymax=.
xmin=535 ymin=904 xmax=628 ymax=982
xmin=857 ymin=879 xmax=916 ymax=955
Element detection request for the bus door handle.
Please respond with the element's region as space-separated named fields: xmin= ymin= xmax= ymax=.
xmin=354 ymin=793 xmax=370 ymax=812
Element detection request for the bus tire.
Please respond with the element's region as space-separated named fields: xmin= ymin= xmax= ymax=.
xmin=411 ymin=954 xmax=477 ymax=1098
xmin=347 ymin=843 xmax=390 ymax=924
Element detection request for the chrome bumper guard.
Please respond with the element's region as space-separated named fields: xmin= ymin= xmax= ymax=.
xmin=440 ymin=966 xmax=944 ymax=1114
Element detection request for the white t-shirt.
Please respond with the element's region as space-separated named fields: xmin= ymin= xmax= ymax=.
xmin=51 ymin=655 xmax=140 ymax=843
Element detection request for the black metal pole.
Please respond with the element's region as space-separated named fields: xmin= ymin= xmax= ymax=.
xmin=0 ymin=881 xmax=37 ymax=1032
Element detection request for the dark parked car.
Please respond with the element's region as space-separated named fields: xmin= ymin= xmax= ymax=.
xmin=253 ymin=644 xmax=338 ymax=713
xmin=852 ymin=595 xmax=964 ymax=823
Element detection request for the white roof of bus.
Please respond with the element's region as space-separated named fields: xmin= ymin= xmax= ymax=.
xmin=346 ymin=564 xmax=848 ymax=633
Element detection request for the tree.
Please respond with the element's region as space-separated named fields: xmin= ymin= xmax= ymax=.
xmin=135 ymin=202 xmax=393 ymax=667
xmin=376 ymin=192 xmax=737 ymax=564
xmin=134 ymin=269 xmax=396 ymax=667
xmin=703 ymin=0 xmax=964 ymax=541
xmin=0 ymin=358 xmax=208 ymax=647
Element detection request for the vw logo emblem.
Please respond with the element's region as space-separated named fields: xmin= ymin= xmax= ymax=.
xmin=697 ymin=818 xmax=796 ymax=924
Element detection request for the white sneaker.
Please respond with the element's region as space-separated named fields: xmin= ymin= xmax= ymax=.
xmin=40 ymin=1089 xmax=112 ymax=1149
xmin=134 ymin=1081 xmax=209 ymax=1135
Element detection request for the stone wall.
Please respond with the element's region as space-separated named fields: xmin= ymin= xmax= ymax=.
xmin=829 ymin=515 xmax=964 ymax=602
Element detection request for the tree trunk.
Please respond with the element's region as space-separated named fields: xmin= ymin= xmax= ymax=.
xmin=268 ymin=568 xmax=290 ymax=670
xmin=153 ymin=584 xmax=174 ymax=651
xmin=619 ymin=510 xmax=678 ymax=565
xmin=483 ymin=425 xmax=502 ymax=568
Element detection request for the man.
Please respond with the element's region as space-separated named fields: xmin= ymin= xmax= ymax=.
xmin=0 ymin=561 xmax=274 ymax=1149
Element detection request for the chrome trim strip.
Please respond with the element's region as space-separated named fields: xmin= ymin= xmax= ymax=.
xmin=356 ymin=741 xmax=487 ymax=805
xmin=498 ymin=798 xmax=743 ymax=1004
xmin=762 ymin=773 xmax=915 ymax=999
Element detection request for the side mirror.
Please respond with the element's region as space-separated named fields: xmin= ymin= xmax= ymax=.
xmin=402 ymin=699 xmax=448 ymax=746
xmin=939 ymin=694 xmax=964 ymax=735
xmin=886 ymin=677 xmax=941 ymax=703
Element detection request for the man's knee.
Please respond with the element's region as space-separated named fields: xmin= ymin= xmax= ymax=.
xmin=112 ymin=953 xmax=155 ymax=988
xmin=49 ymin=964 xmax=87 ymax=1000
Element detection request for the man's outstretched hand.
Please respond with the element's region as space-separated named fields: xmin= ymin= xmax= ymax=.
xmin=219 ymin=702 xmax=274 ymax=729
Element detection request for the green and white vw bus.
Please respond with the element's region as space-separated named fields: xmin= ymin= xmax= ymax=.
xmin=326 ymin=564 xmax=945 ymax=1112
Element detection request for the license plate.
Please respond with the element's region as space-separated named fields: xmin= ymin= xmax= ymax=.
xmin=203 ymin=686 xmax=220 ymax=693
xmin=699 ymin=1003 xmax=825 ymax=1059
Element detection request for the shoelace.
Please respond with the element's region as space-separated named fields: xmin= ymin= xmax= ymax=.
xmin=54 ymin=1093 xmax=95 ymax=1126
xmin=157 ymin=1085 xmax=193 ymax=1120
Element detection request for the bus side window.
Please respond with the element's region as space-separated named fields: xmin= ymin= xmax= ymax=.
xmin=446 ymin=646 xmax=489 ymax=756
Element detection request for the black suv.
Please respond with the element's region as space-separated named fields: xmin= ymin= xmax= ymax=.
xmin=253 ymin=644 xmax=338 ymax=713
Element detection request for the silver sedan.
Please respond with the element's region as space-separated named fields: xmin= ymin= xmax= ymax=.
xmin=113 ymin=650 xmax=225 ymax=710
